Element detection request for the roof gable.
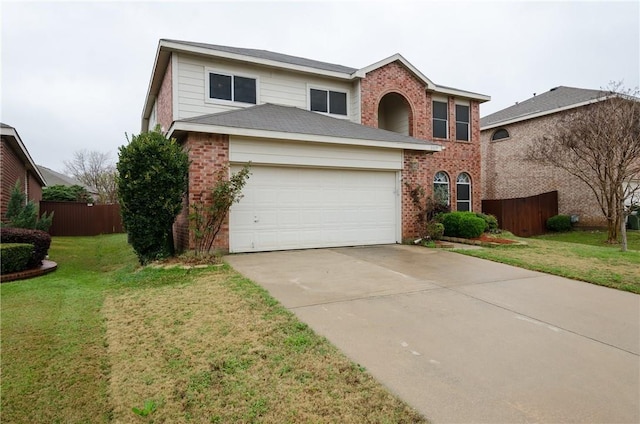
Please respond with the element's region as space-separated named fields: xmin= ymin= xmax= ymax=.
xmin=0 ymin=123 xmax=46 ymax=186
xmin=481 ymin=86 xmax=607 ymax=129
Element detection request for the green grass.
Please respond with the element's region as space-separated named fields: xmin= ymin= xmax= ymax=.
xmin=1 ymin=235 xmax=426 ymax=423
xmin=533 ymin=228 xmax=640 ymax=251
xmin=455 ymin=230 xmax=640 ymax=293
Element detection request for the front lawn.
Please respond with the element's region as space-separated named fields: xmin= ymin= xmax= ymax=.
xmin=533 ymin=228 xmax=640 ymax=251
xmin=455 ymin=230 xmax=640 ymax=294
xmin=1 ymin=234 xmax=425 ymax=423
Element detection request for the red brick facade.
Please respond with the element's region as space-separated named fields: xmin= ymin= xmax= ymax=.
xmin=481 ymin=112 xmax=606 ymax=227
xmin=156 ymin=55 xmax=173 ymax=132
xmin=174 ymin=132 xmax=230 ymax=252
xmin=360 ymin=61 xmax=482 ymax=239
xmin=1 ymin=138 xmax=43 ymax=222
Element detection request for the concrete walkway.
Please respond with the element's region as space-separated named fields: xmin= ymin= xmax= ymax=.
xmin=226 ymin=244 xmax=640 ymax=423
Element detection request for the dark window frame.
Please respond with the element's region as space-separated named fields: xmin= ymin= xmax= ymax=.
xmin=433 ymin=100 xmax=448 ymax=139
xmin=455 ymin=104 xmax=470 ymax=141
xmin=207 ymin=71 xmax=257 ymax=105
xmin=310 ymin=88 xmax=348 ymax=116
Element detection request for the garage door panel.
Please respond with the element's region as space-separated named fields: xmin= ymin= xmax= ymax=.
xmin=230 ymin=166 xmax=398 ymax=252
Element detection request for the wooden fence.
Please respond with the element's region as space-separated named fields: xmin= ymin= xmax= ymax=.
xmin=482 ymin=191 xmax=558 ymax=237
xmin=39 ymin=201 xmax=124 ymax=236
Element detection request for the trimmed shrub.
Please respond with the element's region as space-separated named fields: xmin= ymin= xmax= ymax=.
xmin=546 ymin=214 xmax=572 ymax=232
xmin=0 ymin=227 xmax=52 ymax=268
xmin=1 ymin=243 xmax=34 ymax=274
xmin=117 ymin=128 xmax=189 ymax=264
xmin=440 ymin=212 xmax=486 ymax=239
xmin=425 ymin=221 xmax=445 ymax=240
xmin=475 ymin=212 xmax=499 ymax=232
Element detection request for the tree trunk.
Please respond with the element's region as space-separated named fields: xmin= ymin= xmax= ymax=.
xmin=620 ymin=199 xmax=628 ymax=252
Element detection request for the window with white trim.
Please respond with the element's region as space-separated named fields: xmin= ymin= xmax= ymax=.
xmin=433 ymin=101 xmax=448 ymax=139
xmin=208 ymin=71 xmax=257 ymax=104
xmin=456 ymin=172 xmax=471 ymax=211
xmin=491 ymin=128 xmax=510 ymax=141
xmin=455 ymin=104 xmax=470 ymax=141
xmin=433 ymin=171 xmax=450 ymax=205
xmin=310 ymin=88 xmax=347 ymax=116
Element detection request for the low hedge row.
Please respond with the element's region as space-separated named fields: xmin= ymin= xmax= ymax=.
xmin=1 ymin=243 xmax=34 ymax=274
xmin=0 ymin=227 xmax=51 ymax=269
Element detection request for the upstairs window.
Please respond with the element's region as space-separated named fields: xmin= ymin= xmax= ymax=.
xmin=492 ymin=128 xmax=510 ymax=141
xmin=456 ymin=104 xmax=470 ymax=141
xmin=208 ymin=72 xmax=257 ymax=104
xmin=433 ymin=101 xmax=448 ymax=139
xmin=310 ymin=88 xmax=347 ymax=116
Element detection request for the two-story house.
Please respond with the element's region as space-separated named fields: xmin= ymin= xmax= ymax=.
xmin=140 ymin=39 xmax=489 ymax=253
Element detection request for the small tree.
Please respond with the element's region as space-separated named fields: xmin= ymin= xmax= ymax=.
xmin=117 ymin=129 xmax=189 ymax=264
xmin=4 ymin=180 xmax=53 ymax=231
xmin=405 ymin=182 xmax=450 ymax=239
xmin=42 ymin=184 xmax=93 ymax=202
xmin=189 ymin=164 xmax=251 ymax=256
xmin=526 ymin=82 xmax=640 ymax=251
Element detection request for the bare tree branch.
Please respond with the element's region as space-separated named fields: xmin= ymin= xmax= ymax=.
xmin=525 ymin=82 xmax=640 ymax=250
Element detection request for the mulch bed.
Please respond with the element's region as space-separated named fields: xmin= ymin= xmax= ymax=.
xmin=469 ymin=234 xmax=519 ymax=245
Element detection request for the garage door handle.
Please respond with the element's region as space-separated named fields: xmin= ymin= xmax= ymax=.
xmin=254 ymin=217 xmax=259 ymax=223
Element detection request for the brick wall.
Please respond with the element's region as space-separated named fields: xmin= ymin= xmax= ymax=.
xmin=1 ymin=138 xmax=23 ymax=221
xmin=156 ymin=54 xmax=173 ymax=132
xmin=360 ymin=61 xmax=483 ymax=239
xmin=1 ymin=138 xmax=43 ymax=222
xmin=481 ymin=112 xmax=605 ymax=226
xmin=174 ymin=132 xmax=230 ymax=252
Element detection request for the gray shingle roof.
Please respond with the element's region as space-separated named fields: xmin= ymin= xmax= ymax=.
xmin=163 ymin=39 xmax=358 ymax=75
xmin=180 ymin=103 xmax=440 ymax=147
xmin=480 ymin=86 xmax=607 ymax=128
xmin=37 ymin=165 xmax=84 ymax=188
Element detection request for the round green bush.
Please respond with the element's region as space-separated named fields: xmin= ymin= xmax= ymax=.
xmin=425 ymin=221 xmax=445 ymax=240
xmin=441 ymin=212 xmax=486 ymax=239
xmin=475 ymin=212 xmax=499 ymax=232
xmin=546 ymin=214 xmax=572 ymax=232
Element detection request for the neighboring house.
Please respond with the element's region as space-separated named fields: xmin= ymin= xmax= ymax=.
xmin=480 ymin=86 xmax=638 ymax=228
xmin=37 ymin=165 xmax=99 ymax=200
xmin=141 ymin=39 xmax=489 ymax=253
xmin=1 ymin=123 xmax=46 ymax=221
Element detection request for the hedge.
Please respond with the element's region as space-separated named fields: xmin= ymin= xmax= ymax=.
xmin=439 ymin=211 xmax=486 ymax=239
xmin=1 ymin=243 xmax=34 ymax=274
xmin=546 ymin=214 xmax=572 ymax=232
xmin=0 ymin=227 xmax=51 ymax=268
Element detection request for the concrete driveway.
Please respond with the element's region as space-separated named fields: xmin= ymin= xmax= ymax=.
xmin=226 ymin=244 xmax=640 ymax=423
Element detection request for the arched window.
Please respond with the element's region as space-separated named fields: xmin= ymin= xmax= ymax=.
xmin=491 ymin=128 xmax=510 ymax=141
xmin=433 ymin=172 xmax=450 ymax=205
xmin=456 ymin=173 xmax=471 ymax=211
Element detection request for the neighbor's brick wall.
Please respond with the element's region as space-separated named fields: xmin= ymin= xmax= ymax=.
xmin=481 ymin=112 xmax=605 ymax=226
xmin=27 ymin=172 xmax=42 ymax=204
xmin=1 ymin=138 xmax=23 ymax=221
xmin=156 ymin=53 xmax=173 ymax=133
xmin=360 ymin=62 xmax=483 ymax=239
xmin=174 ymin=132 xmax=230 ymax=252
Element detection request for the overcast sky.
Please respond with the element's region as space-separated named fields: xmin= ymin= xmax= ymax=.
xmin=2 ymin=0 xmax=638 ymax=173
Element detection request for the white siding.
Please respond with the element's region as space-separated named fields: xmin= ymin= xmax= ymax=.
xmin=175 ymin=53 xmax=359 ymax=121
xmin=229 ymin=136 xmax=402 ymax=170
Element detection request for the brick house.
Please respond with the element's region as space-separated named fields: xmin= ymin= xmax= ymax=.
xmin=480 ymin=86 xmax=639 ymax=228
xmin=141 ymin=39 xmax=489 ymax=252
xmin=1 ymin=123 xmax=46 ymax=222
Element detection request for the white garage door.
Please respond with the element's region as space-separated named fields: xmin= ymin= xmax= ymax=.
xmin=229 ymin=166 xmax=399 ymax=253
